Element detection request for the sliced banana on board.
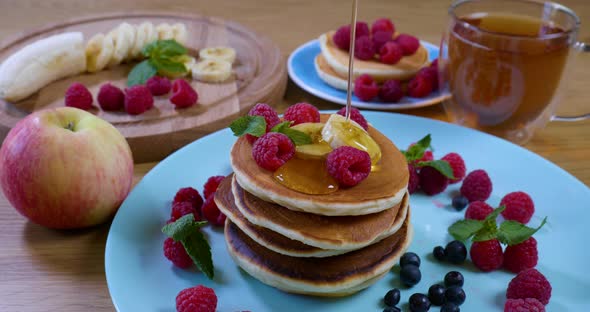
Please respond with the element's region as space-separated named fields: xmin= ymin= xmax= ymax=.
xmin=199 ymin=47 xmax=236 ymax=64
xmin=86 ymin=33 xmax=114 ymax=72
xmin=191 ymin=59 xmax=232 ymax=83
xmin=171 ymin=23 xmax=188 ymax=46
xmin=129 ymin=23 xmax=148 ymax=60
xmin=156 ymin=23 xmax=175 ymax=40
xmin=107 ymin=22 xmax=135 ymax=67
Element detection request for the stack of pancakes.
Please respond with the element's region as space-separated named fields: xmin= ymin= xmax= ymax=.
xmin=215 ymin=115 xmax=412 ymax=296
xmin=315 ymin=31 xmax=430 ymax=90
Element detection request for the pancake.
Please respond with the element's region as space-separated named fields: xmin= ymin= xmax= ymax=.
xmin=231 ymin=114 xmax=409 ymax=216
xmin=318 ymin=32 xmax=429 ymax=83
xmin=315 ymin=54 xmax=351 ymax=91
xmin=231 ymin=175 xmax=409 ymax=251
xmin=224 ymin=211 xmax=413 ymax=296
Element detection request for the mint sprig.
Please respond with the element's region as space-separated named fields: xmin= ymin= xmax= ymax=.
xmin=416 ymin=160 xmax=455 ymax=179
xmin=271 ymin=122 xmax=312 ymax=145
xmin=229 ymin=117 xmax=312 ymax=146
xmin=162 ymin=214 xmax=214 ymax=279
xmin=402 ymin=134 xmax=432 ymax=162
xmin=127 ymin=39 xmax=189 ymax=86
xmin=448 ymin=206 xmax=547 ymax=246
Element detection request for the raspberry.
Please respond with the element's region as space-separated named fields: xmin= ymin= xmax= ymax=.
xmin=500 ymin=191 xmax=535 ymax=224
xmin=460 ymin=169 xmax=493 ymax=202
xmin=418 ymin=165 xmax=449 ymax=195
xmin=326 ymin=146 xmax=371 ymax=187
xmin=283 ymin=102 xmax=320 ymax=125
xmin=171 ymin=201 xmax=200 ymax=222
xmin=395 ymin=34 xmax=420 ymax=55
xmin=430 ymin=58 xmax=439 ymax=69
xmin=504 ymin=237 xmax=538 ymax=273
xmin=246 ymin=103 xmax=281 ymax=143
xmin=372 ymin=30 xmax=393 ymax=52
xmin=441 ymin=152 xmax=466 ymax=183
xmin=202 ymin=194 xmax=226 ymax=226
xmin=173 ymin=187 xmax=204 ymax=211
xmin=354 ymin=22 xmax=370 ymax=38
xmin=354 ymin=36 xmax=376 ymax=61
xmin=379 ymin=41 xmax=403 ymax=65
xmin=417 ymin=66 xmax=439 ymax=91
xmin=170 ymin=79 xmax=198 ymax=108
xmin=203 ymin=175 xmax=225 ymax=199
xmin=125 ymin=85 xmax=153 ymax=115
xmin=146 ymin=76 xmax=172 ymax=96
xmin=417 ymin=150 xmax=434 ymax=163
xmin=379 ymin=79 xmax=403 ymax=102
xmin=163 ymin=237 xmax=192 ymax=268
xmin=407 ymin=75 xmax=434 ymax=98
xmin=504 ymin=298 xmax=546 ymax=312
xmin=252 ymin=132 xmax=295 ymax=171
xmin=507 ymin=268 xmax=552 ymax=305
xmin=408 ymin=164 xmax=420 ymax=194
xmin=354 ymin=74 xmax=379 ymax=101
xmin=176 ymin=285 xmax=217 ymax=312
xmin=371 ymin=18 xmax=395 ymax=35
xmin=333 ymin=25 xmax=351 ymax=50
xmin=336 ymin=107 xmax=368 ymax=130
xmin=470 ymin=239 xmax=504 ymax=272
xmin=65 ymin=82 xmax=93 ymax=110
xmin=464 ymin=201 xmax=493 ymax=220
xmin=97 ymin=83 xmax=124 ymax=111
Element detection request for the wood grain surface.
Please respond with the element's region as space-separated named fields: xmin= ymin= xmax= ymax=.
xmin=0 ymin=0 xmax=588 ymax=311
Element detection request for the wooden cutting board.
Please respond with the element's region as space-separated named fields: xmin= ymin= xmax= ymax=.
xmin=0 ymin=12 xmax=287 ymax=163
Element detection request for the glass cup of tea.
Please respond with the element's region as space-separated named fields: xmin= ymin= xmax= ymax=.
xmin=439 ymin=0 xmax=589 ymax=144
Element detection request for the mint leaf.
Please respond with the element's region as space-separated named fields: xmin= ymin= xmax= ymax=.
xmin=161 ymin=214 xmax=207 ymax=242
xmin=497 ymin=217 xmax=547 ymax=246
xmin=448 ymin=219 xmax=484 ymax=241
xmin=230 ymin=115 xmax=266 ymax=137
xmin=484 ymin=205 xmax=505 ymax=224
xmin=127 ymin=59 xmax=158 ymax=86
xmin=157 ymin=39 xmax=187 ymax=57
xmin=417 ymin=160 xmax=455 ymax=179
xmin=271 ymin=122 xmax=312 ymax=146
xmin=152 ymin=57 xmax=188 ymax=75
xmin=415 ymin=134 xmax=432 ymax=149
xmin=182 ymin=231 xmax=214 ymax=279
xmin=402 ymin=134 xmax=432 ymax=162
xmin=470 ymin=206 xmax=506 ymax=242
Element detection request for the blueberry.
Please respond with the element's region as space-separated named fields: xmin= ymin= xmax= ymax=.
xmin=445 ymin=286 xmax=466 ymax=305
xmin=444 ymin=240 xmax=467 ymax=264
xmin=441 ymin=302 xmax=460 ymax=312
xmin=400 ymin=252 xmax=421 ymax=268
xmin=452 ymin=195 xmax=469 ymax=211
xmin=409 ymin=293 xmax=431 ymax=312
xmin=444 ymin=271 xmax=464 ymax=288
xmin=383 ymin=307 xmax=401 ymax=312
xmin=384 ymin=288 xmax=401 ymax=306
xmin=428 ymin=284 xmax=446 ymax=306
xmin=433 ymin=246 xmax=446 ymax=261
xmin=400 ymin=264 xmax=422 ymax=287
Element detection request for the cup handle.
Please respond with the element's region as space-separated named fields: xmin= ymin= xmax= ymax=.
xmin=552 ymin=42 xmax=590 ymax=122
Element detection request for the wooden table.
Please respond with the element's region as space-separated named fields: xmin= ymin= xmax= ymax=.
xmin=0 ymin=0 xmax=588 ymax=311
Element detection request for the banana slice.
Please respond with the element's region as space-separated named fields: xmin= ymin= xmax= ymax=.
xmin=107 ymin=23 xmax=135 ymax=67
xmin=129 ymin=23 xmax=147 ymax=60
xmin=171 ymin=23 xmax=188 ymax=46
xmin=191 ymin=59 xmax=232 ymax=83
xmin=291 ymin=123 xmax=332 ymax=160
xmin=86 ymin=33 xmax=114 ymax=72
xmin=321 ymin=114 xmax=381 ymax=164
xmin=0 ymin=32 xmax=86 ymax=102
xmin=142 ymin=21 xmax=158 ymax=46
xmin=156 ymin=23 xmax=175 ymax=40
xmin=199 ymin=47 xmax=236 ymax=64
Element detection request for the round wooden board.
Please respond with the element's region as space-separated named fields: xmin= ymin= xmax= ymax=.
xmin=0 ymin=12 xmax=287 ymax=163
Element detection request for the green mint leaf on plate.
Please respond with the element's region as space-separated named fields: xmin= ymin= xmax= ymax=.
xmin=182 ymin=231 xmax=214 ymax=279
xmin=151 ymin=57 xmax=188 ymax=75
xmin=448 ymin=219 xmax=484 ymax=241
xmin=230 ymin=115 xmax=266 ymax=137
xmin=402 ymin=134 xmax=432 ymax=162
xmin=471 ymin=206 xmax=506 ymax=242
xmin=497 ymin=217 xmax=547 ymax=246
xmin=157 ymin=39 xmax=188 ymax=57
xmin=127 ymin=59 xmax=158 ymax=86
xmin=271 ymin=122 xmax=312 ymax=146
xmin=484 ymin=205 xmax=505 ymax=224
xmin=415 ymin=134 xmax=432 ymax=149
xmin=416 ymin=160 xmax=455 ymax=179
xmin=161 ymin=214 xmax=207 ymax=241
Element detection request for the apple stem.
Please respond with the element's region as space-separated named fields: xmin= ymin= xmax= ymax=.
xmin=65 ymin=121 xmax=75 ymax=131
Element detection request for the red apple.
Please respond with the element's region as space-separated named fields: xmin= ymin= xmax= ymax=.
xmin=0 ymin=107 xmax=134 ymax=229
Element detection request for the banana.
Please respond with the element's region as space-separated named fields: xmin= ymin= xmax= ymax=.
xmin=321 ymin=114 xmax=381 ymax=164
xmin=85 ymin=33 xmax=114 ymax=72
xmin=171 ymin=23 xmax=188 ymax=46
xmin=190 ymin=59 xmax=232 ymax=83
xmin=0 ymin=32 xmax=86 ymax=102
xmin=141 ymin=21 xmax=158 ymax=47
xmin=107 ymin=22 xmax=135 ymax=67
xmin=156 ymin=23 xmax=175 ymax=40
xmin=291 ymin=123 xmax=332 ymax=160
xmin=129 ymin=23 xmax=146 ymax=60
xmin=199 ymin=47 xmax=236 ymax=64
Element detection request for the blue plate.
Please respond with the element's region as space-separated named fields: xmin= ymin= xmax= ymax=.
xmin=287 ymin=40 xmax=450 ymax=110
xmin=106 ymin=111 xmax=590 ymax=311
